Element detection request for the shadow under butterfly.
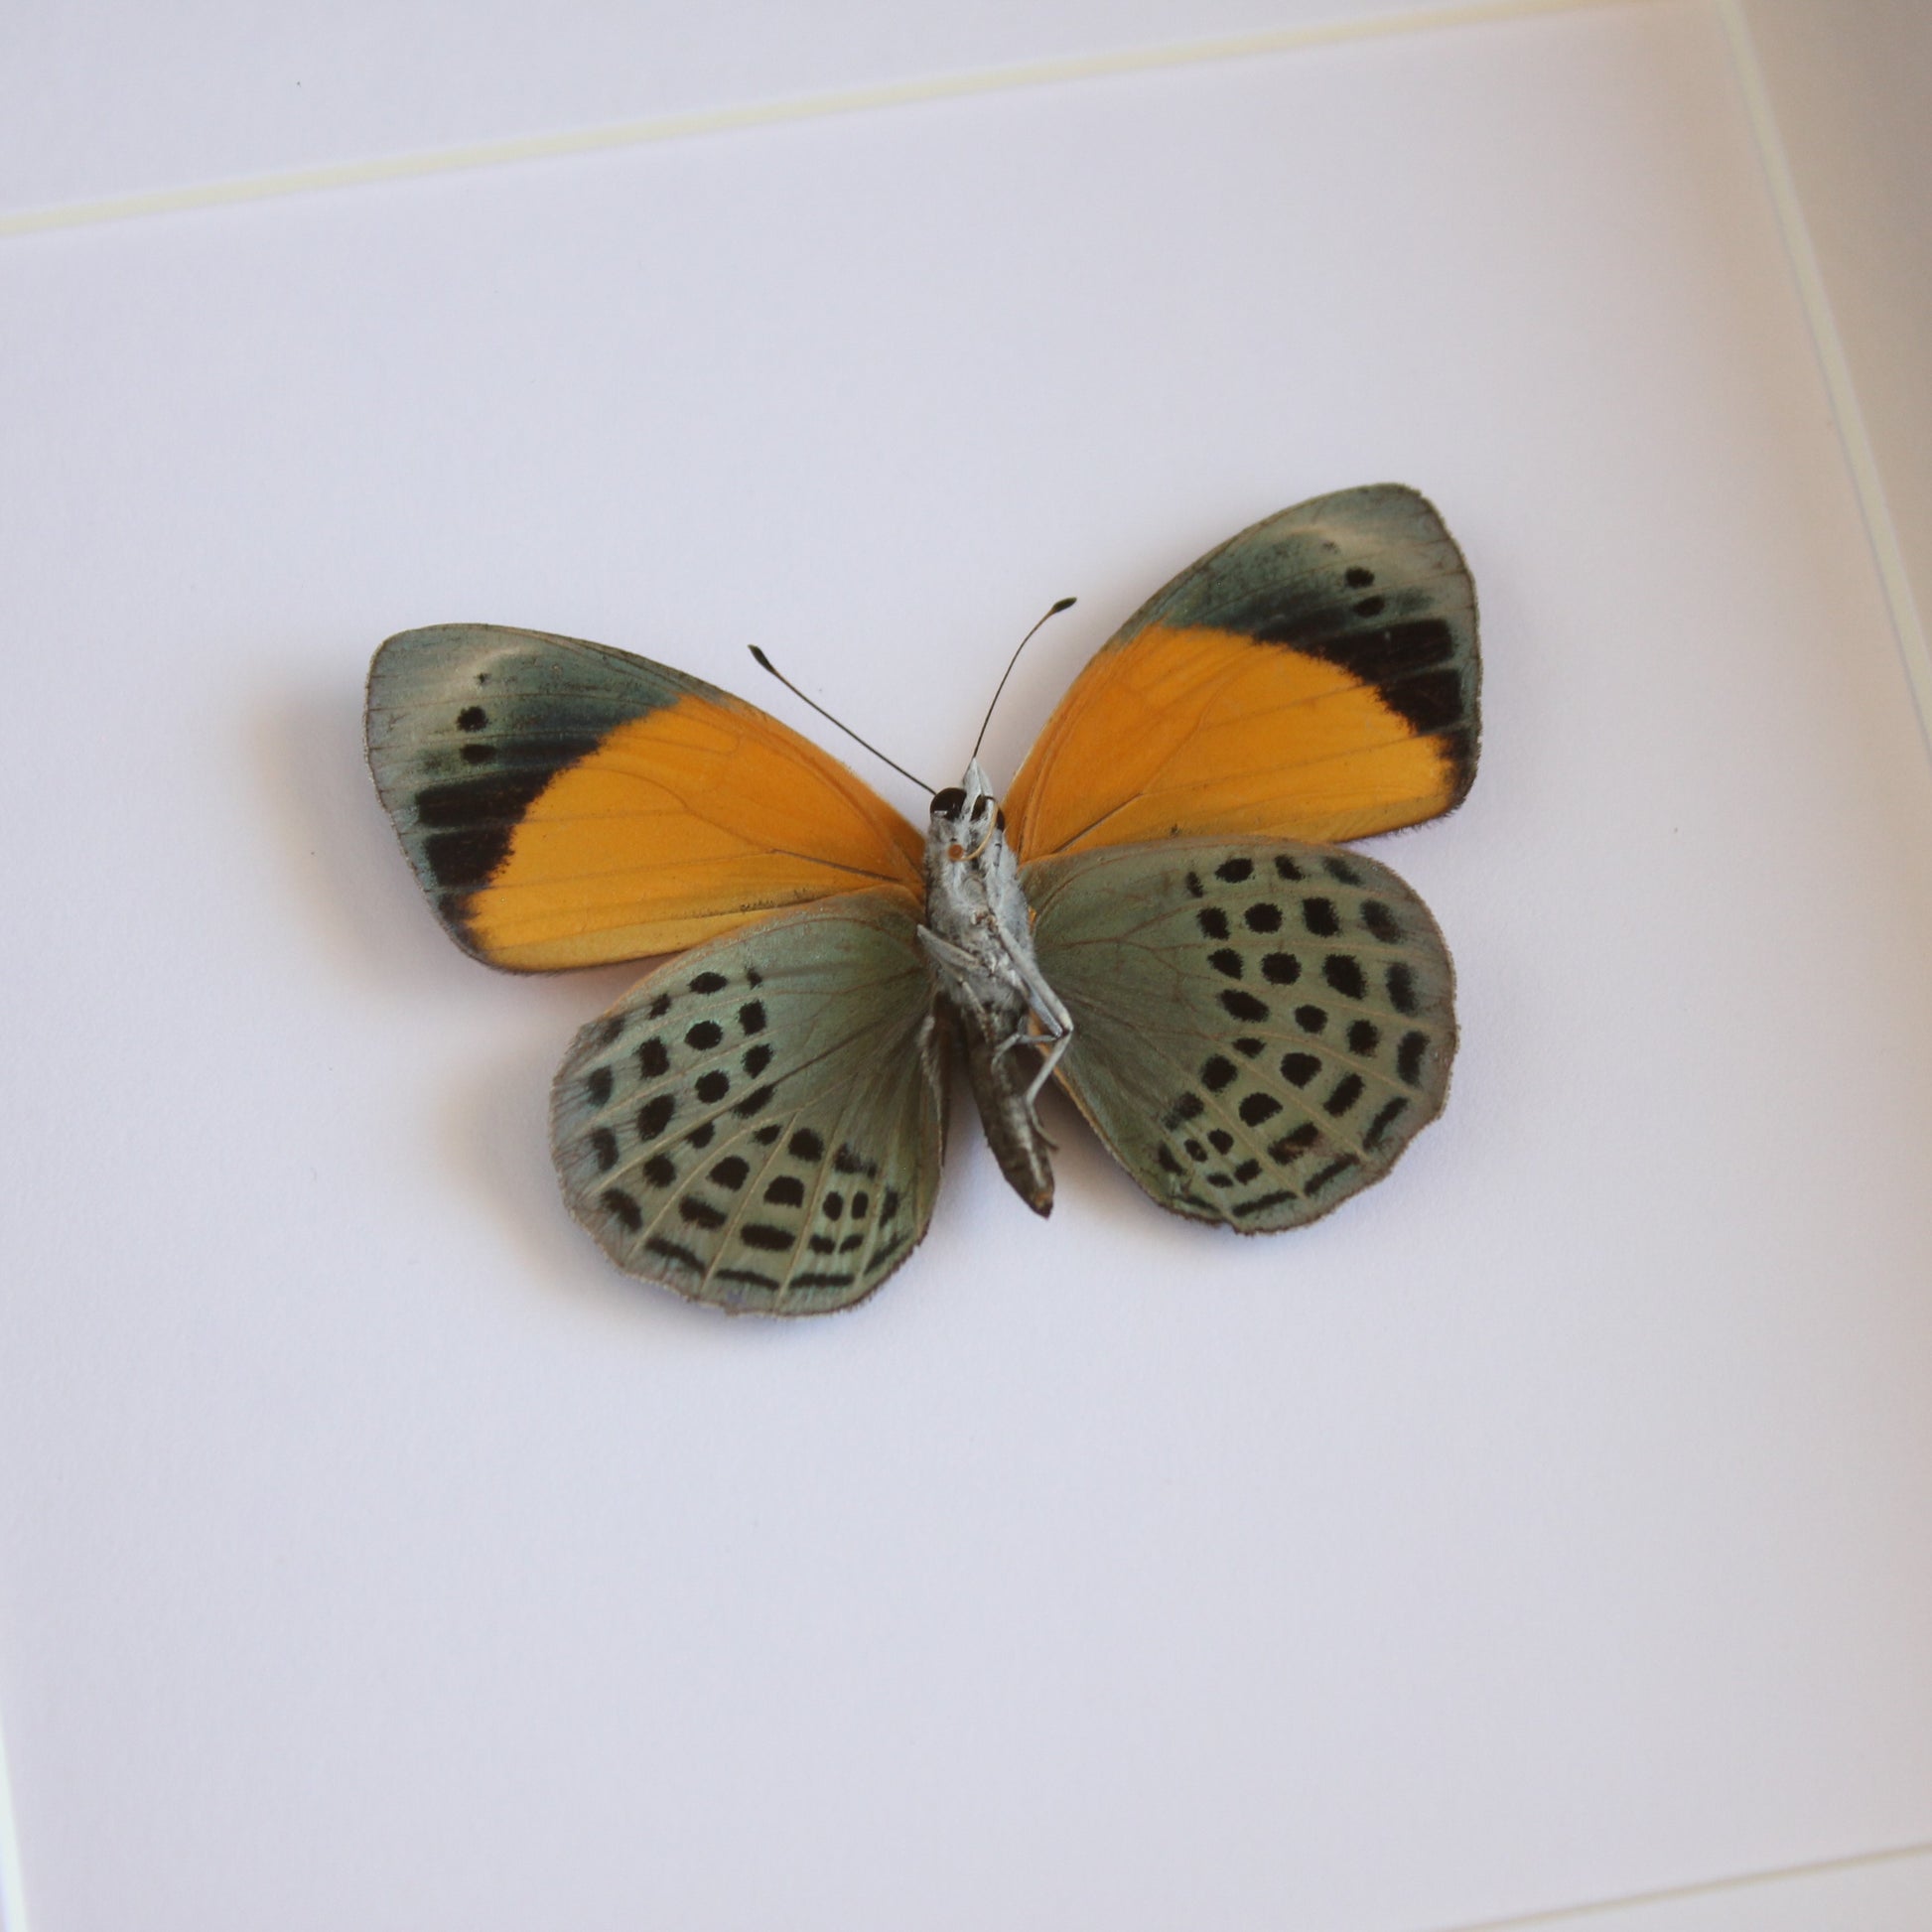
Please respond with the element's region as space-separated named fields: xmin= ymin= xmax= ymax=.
xmin=365 ymin=483 xmax=1479 ymax=1314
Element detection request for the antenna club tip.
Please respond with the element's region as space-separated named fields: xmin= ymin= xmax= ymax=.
xmin=749 ymin=644 xmax=773 ymax=669
xmin=1050 ymin=596 xmax=1077 ymax=614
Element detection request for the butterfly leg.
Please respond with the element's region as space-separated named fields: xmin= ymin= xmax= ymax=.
xmin=994 ymin=959 xmax=1073 ymax=1124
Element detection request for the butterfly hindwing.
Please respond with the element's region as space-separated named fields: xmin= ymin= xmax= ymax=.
xmin=366 ymin=624 xmax=922 ymax=971
xmin=1006 ymin=484 xmax=1479 ymax=860
xmin=551 ymin=891 xmax=947 ymax=1313
xmin=1027 ymin=838 xmax=1454 ymax=1231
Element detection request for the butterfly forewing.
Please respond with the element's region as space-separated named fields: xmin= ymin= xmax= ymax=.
xmin=1007 ymin=483 xmax=1479 ymax=860
xmin=551 ymin=892 xmax=946 ymax=1313
xmin=1028 ymin=839 xmax=1454 ymax=1231
xmin=366 ymin=623 xmax=921 ymax=972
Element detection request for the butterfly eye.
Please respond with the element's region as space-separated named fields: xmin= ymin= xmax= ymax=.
xmin=969 ymin=795 xmax=990 ymax=823
xmin=996 ymin=807 xmax=1007 ymax=832
xmin=931 ymin=786 xmax=967 ymax=818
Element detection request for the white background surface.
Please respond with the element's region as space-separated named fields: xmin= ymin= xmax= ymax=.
xmin=3 ymin=3 xmax=1931 ymax=1928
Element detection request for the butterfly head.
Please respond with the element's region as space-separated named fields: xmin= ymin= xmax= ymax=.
xmin=928 ymin=759 xmax=1009 ymax=870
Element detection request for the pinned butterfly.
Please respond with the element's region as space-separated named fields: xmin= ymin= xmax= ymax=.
xmin=366 ymin=484 xmax=1478 ymax=1313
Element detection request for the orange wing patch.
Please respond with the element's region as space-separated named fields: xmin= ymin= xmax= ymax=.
xmin=468 ymin=692 xmax=922 ymax=968
xmin=1007 ymin=621 xmax=1457 ymax=861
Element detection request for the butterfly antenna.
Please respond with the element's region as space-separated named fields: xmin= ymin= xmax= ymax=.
xmin=971 ymin=597 xmax=1076 ymax=764
xmin=749 ymin=646 xmax=937 ymax=796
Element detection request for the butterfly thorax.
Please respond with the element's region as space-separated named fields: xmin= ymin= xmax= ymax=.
xmin=918 ymin=759 xmax=1073 ymax=1217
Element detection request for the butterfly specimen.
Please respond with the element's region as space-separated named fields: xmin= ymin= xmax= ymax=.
xmin=365 ymin=483 xmax=1478 ymax=1314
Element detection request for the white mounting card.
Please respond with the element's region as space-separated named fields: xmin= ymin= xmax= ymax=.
xmin=2 ymin=5 xmax=1930 ymax=1930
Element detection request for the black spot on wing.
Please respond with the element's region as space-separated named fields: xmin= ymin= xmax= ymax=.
xmin=1232 ymin=1189 xmax=1297 ymax=1219
xmin=422 ymin=825 xmax=513 ymax=891
xmin=1323 ymin=1073 xmax=1365 ymax=1117
xmin=1306 ymin=1155 xmax=1359 ymax=1193
xmin=717 ymin=1267 xmax=779 ymax=1291
xmin=1398 ymin=1031 xmax=1431 ymax=1085
xmin=601 ymin=1188 xmax=642 ymax=1232
xmin=1322 ymin=955 xmax=1366 ymax=1000
xmin=413 ymin=768 xmax=554 ymax=830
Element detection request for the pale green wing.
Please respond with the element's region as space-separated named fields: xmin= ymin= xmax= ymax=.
xmin=1028 ymin=838 xmax=1455 ymax=1231
xmin=551 ymin=892 xmax=946 ymax=1314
